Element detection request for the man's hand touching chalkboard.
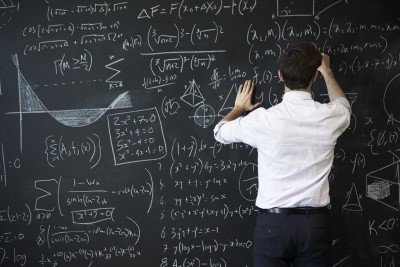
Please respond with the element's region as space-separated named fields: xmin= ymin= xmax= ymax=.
xmin=318 ymin=53 xmax=346 ymax=101
xmin=219 ymin=80 xmax=262 ymax=123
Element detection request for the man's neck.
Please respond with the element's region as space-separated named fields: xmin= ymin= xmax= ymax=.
xmin=284 ymin=85 xmax=312 ymax=93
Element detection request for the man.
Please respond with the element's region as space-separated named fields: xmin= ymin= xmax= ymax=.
xmin=213 ymin=43 xmax=351 ymax=266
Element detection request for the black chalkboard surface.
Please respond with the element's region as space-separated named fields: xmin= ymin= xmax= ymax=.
xmin=1 ymin=0 xmax=400 ymax=266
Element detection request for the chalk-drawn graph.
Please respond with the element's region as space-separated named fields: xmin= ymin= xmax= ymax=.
xmin=7 ymin=54 xmax=134 ymax=151
xmin=190 ymin=103 xmax=216 ymax=128
xmin=366 ymin=160 xmax=400 ymax=211
xmin=277 ymin=0 xmax=347 ymax=18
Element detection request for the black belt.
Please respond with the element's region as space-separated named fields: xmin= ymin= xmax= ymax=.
xmin=261 ymin=206 xmax=329 ymax=214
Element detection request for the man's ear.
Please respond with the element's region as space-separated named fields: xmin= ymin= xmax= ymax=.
xmin=278 ymin=70 xmax=284 ymax=81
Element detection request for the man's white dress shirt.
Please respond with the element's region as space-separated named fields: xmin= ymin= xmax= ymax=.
xmin=214 ymin=91 xmax=351 ymax=209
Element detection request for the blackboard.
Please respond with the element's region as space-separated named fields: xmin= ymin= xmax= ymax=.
xmin=0 ymin=0 xmax=400 ymax=266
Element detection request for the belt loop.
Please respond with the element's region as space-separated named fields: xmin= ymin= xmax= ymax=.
xmin=306 ymin=208 xmax=309 ymax=217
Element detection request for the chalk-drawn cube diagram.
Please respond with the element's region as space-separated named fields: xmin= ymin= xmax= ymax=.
xmin=366 ymin=160 xmax=400 ymax=211
xmin=107 ymin=108 xmax=167 ymax=165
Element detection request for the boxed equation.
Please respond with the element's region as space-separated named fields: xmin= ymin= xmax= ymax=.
xmin=107 ymin=108 xmax=167 ymax=165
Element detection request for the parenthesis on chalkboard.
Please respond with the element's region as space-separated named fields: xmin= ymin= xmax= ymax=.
xmin=223 ymin=204 xmax=229 ymax=219
xmin=238 ymin=0 xmax=244 ymax=15
xmin=57 ymin=176 xmax=65 ymax=217
xmin=126 ymin=216 xmax=141 ymax=245
xmin=169 ymin=162 xmax=175 ymax=179
xmin=170 ymin=208 xmax=175 ymax=220
xmin=274 ymin=21 xmax=281 ymax=42
xmin=213 ymin=21 xmax=219 ymax=43
xmin=190 ymin=24 xmax=196 ymax=46
xmin=246 ymin=24 xmax=252 ymax=46
xmin=276 ymin=44 xmax=282 ymax=62
xmin=191 ymin=136 xmax=197 ymax=157
xmin=174 ymin=23 xmax=180 ymax=49
xmin=314 ymin=20 xmax=321 ymax=40
xmin=69 ymin=23 xmax=75 ymax=36
xmin=190 ymin=54 xmax=195 ymax=70
xmin=281 ymin=20 xmax=288 ymax=41
xmin=197 ymin=158 xmax=203 ymax=175
xmin=88 ymin=134 xmax=101 ymax=169
xmin=150 ymin=57 xmax=156 ymax=76
xmin=84 ymin=49 xmax=93 ymax=72
xmin=215 ymin=0 xmax=223 ymax=15
xmin=248 ymin=44 xmax=254 ymax=65
xmin=84 ymin=233 xmax=90 ymax=245
xmin=387 ymin=53 xmax=394 ymax=69
xmin=46 ymin=6 xmax=53 ymax=22
xmin=145 ymin=168 xmax=154 ymax=214
xmin=147 ymin=26 xmax=154 ymax=52
xmin=238 ymin=205 xmax=244 ymax=220
xmin=24 ymin=203 xmax=32 ymax=226
xmin=195 ymin=257 xmax=201 ymax=267
xmin=45 ymin=135 xmax=55 ymax=168
xmin=379 ymin=36 xmax=388 ymax=54
xmin=178 ymin=0 xmax=184 ymax=19
xmin=251 ymin=0 xmax=257 ymax=12
xmin=322 ymin=39 xmax=327 ymax=54
xmin=213 ymin=238 xmax=219 ymax=252
xmin=171 ymin=138 xmax=176 ymax=162
xmin=328 ymin=17 xmax=334 ymax=39
xmin=351 ymin=56 xmax=358 ymax=74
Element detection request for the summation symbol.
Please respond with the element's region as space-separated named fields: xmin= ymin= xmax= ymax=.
xmin=180 ymin=79 xmax=205 ymax=107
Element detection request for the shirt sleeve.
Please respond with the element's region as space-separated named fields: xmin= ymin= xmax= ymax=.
xmin=213 ymin=110 xmax=261 ymax=146
xmin=331 ymin=96 xmax=352 ymax=133
xmin=333 ymin=97 xmax=351 ymax=113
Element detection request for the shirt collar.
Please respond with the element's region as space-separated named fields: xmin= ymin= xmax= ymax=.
xmin=283 ymin=90 xmax=313 ymax=101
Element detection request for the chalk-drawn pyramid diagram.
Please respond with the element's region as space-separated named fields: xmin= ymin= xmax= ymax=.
xmin=366 ymin=160 xmax=400 ymax=211
xmin=180 ymin=79 xmax=205 ymax=107
xmin=10 ymin=54 xmax=133 ymax=128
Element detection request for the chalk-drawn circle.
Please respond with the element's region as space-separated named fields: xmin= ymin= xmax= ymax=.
xmin=193 ymin=104 xmax=215 ymax=128
xmin=383 ymin=73 xmax=400 ymax=123
xmin=239 ymin=163 xmax=258 ymax=201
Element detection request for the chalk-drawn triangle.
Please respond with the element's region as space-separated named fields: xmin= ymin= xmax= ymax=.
xmin=367 ymin=161 xmax=400 ymax=184
xmin=218 ymin=83 xmax=237 ymax=116
xmin=12 ymin=54 xmax=47 ymax=112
